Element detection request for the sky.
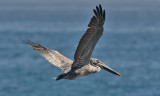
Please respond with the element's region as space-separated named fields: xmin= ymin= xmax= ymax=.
xmin=0 ymin=0 xmax=160 ymax=11
xmin=0 ymin=0 xmax=159 ymax=33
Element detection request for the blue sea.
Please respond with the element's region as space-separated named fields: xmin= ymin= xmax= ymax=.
xmin=0 ymin=1 xmax=160 ymax=96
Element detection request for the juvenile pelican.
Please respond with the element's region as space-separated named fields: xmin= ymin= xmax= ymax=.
xmin=23 ymin=4 xmax=121 ymax=80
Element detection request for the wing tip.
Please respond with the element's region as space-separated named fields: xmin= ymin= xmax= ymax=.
xmin=89 ymin=4 xmax=105 ymax=27
xmin=93 ymin=4 xmax=105 ymax=21
xmin=22 ymin=39 xmax=46 ymax=50
xmin=22 ymin=39 xmax=35 ymax=45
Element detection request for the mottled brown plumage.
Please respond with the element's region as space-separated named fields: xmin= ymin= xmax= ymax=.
xmin=23 ymin=4 xmax=121 ymax=81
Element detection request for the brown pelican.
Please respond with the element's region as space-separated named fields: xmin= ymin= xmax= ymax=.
xmin=23 ymin=4 xmax=121 ymax=80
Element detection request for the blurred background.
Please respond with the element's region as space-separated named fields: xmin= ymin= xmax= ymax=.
xmin=0 ymin=0 xmax=160 ymax=96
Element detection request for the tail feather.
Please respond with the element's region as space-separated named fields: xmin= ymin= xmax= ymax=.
xmin=56 ymin=73 xmax=67 ymax=81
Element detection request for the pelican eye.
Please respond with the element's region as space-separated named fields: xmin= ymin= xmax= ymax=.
xmin=96 ymin=60 xmax=99 ymax=63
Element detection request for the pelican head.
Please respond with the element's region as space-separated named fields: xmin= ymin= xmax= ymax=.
xmin=90 ymin=58 xmax=121 ymax=76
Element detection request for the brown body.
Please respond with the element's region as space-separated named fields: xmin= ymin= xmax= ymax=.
xmin=23 ymin=5 xmax=121 ymax=81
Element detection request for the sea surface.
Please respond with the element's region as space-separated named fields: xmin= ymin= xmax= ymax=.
xmin=0 ymin=2 xmax=160 ymax=96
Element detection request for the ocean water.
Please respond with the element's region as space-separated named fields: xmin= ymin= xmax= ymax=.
xmin=0 ymin=2 xmax=160 ymax=96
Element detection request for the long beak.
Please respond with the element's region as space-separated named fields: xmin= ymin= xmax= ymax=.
xmin=98 ymin=62 xmax=121 ymax=76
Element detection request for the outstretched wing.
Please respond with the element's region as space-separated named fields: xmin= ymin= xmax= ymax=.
xmin=72 ymin=4 xmax=105 ymax=68
xmin=22 ymin=39 xmax=73 ymax=73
